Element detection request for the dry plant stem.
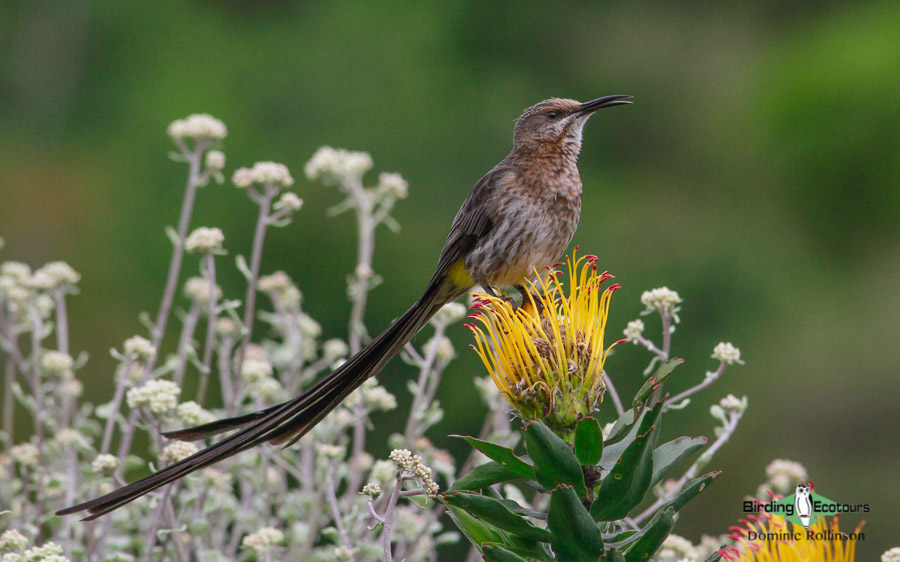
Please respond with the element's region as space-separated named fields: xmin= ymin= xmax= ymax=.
xmin=28 ymin=308 xmax=46 ymax=447
xmin=234 ymin=183 xmax=278 ymax=380
xmin=146 ymin=142 xmax=209 ymax=374
xmin=173 ymin=301 xmax=201 ymax=387
xmin=196 ymin=253 xmax=219 ymax=403
xmin=403 ymin=325 xmax=445 ymax=444
xmin=217 ymin=334 xmax=235 ymax=415
xmin=664 ymin=362 xmax=727 ymax=410
xmin=604 ymin=372 xmax=625 ymax=417
xmin=632 ymin=409 xmax=741 ymax=526
xmin=325 ymin=469 xmax=355 ymax=559
xmin=3 ymin=353 xmax=14 ymax=439
xmin=101 ymin=357 xmax=133 ymax=454
xmin=382 ymin=474 xmax=406 ymax=562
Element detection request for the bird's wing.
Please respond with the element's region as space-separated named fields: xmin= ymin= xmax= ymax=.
xmin=429 ymin=164 xmax=511 ymax=284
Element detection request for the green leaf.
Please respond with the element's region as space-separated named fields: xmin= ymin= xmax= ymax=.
xmin=633 ymin=358 xmax=683 ymax=407
xmin=602 ymin=547 xmax=626 ymax=562
xmin=650 ymin=436 xmax=707 ymax=488
xmin=524 ymin=421 xmax=587 ymax=496
xmin=451 ymin=461 xmax=523 ymax=491
xmin=482 ymin=544 xmax=528 ymax=562
xmin=446 ymin=504 xmax=505 ymax=548
xmin=623 ymin=507 xmax=675 ymax=562
xmin=548 ymin=485 xmax=604 ymax=562
xmin=592 ymin=400 xmax=663 ymax=521
xmin=658 ymin=471 xmax=720 ymax=514
xmin=442 ymin=491 xmax=550 ymax=542
xmin=458 ymin=436 xmax=535 ymax=480
xmin=605 ymin=408 xmax=637 ymax=445
xmin=574 ymin=417 xmax=604 ymax=466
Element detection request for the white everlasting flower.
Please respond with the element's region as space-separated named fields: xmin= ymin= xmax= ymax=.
xmin=91 ymin=454 xmax=119 ymax=473
xmin=123 ymin=336 xmax=155 ymax=360
xmin=241 ymin=527 xmax=283 ymax=553
xmin=882 ymin=547 xmax=900 ymax=562
xmin=640 ymin=287 xmax=682 ymax=314
xmin=241 ymin=358 xmax=273 ymax=383
xmin=58 ymin=379 xmax=83 ymax=398
xmin=176 ymin=401 xmax=216 ymax=426
xmin=377 ymin=172 xmax=408 ymax=199
xmin=183 ymin=277 xmax=221 ymax=304
xmin=432 ymin=336 xmax=456 ymax=362
xmin=167 ymin=114 xmax=227 ymax=141
xmin=624 ymin=319 xmax=645 ymax=342
xmin=304 ymin=146 xmax=373 ymax=185
xmin=389 ymin=449 xmax=439 ymax=497
xmin=55 ymin=428 xmax=84 ymax=448
xmin=319 ymin=444 xmax=345 ymax=459
xmin=215 ymin=317 xmax=239 ymax=336
xmin=258 ymin=271 xmax=292 ymax=293
xmin=718 ymin=394 xmax=747 ymax=414
xmin=162 ymin=441 xmax=199 ymax=463
xmin=33 ymin=294 xmax=55 ymax=318
xmin=254 ymin=377 xmax=282 ymax=401
xmin=40 ymin=351 xmax=73 ymax=374
xmin=322 ymin=339 xmax=349 ymax=361
xmin=298 ymin=314 xmax=322 ymax=338
xmin=657 ymin=534 xmax=698 ymax=562
xmin=9 ymin=443 xmax=40 ymax=467
xmin=431 ymin=302 xmax=466 ymax=327
xmin=205 ymin=150 xmax=226 ymax=171
xmin=33 ymin=262 xmax=80 ymax=289
xmin=712 ymin=342 xmax=743 ymax=365
xmin=362 ymin=383 xmax=397 ymax=412
xmin=22 ymin=542 xmax=65 ymax=561
xmin=273 ymin=192 xmax=303 ymax=213
xmin=473 ymin=376 xmax=501 ymax=405
xmin=0 ymin=529 xmax=28 ymax=552
xmin=361 ymin=482 xmax=382 ymax=499
xmin=184 ymin=227 xmax=224 ymax=254
xmin=0 ymin=262 xmax=32 ymax=283
xmin=370 ymin=460 xmax=396 ymax=483
xmin=232 ymin=161 xmax=294 ymax=190
xmin=126 ymin=379 xmax=180 ymax=414
xmin=763 ymin=459 xmax=808 ymax=496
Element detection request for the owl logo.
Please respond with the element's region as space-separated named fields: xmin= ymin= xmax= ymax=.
xmin=794 ymin=482 xmax=812 ymax=528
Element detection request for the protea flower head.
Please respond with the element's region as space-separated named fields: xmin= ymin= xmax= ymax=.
xmin=467 ymin=251 xmax=620 ymax=437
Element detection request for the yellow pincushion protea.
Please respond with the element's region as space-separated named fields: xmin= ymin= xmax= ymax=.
xmin=722 ymin=512 xmax=863 ymax=561
xmin=467 ymin=251 xmax=620 ymax=436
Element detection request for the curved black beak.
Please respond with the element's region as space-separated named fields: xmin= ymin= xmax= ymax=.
xmin=574 ymin=95 xmax=633 ymax=115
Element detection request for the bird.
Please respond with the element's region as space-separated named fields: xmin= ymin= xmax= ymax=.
xmin=58 ymin=95 xmax=631 ymax=520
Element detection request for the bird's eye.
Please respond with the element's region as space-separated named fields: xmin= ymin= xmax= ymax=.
xmin=547 ymin=111 xmax=560 ymax=120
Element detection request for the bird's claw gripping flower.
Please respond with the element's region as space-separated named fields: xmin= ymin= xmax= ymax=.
xmin=467 ymin=251 xmax=619 ymax=437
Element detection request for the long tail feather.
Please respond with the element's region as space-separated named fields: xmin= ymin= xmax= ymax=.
xmin=58 ymin=281 xmax=457 ymax=519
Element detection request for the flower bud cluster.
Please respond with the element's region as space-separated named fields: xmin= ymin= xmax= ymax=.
xmin=126 ymin=379 xmax=180 ymax=414
xmin=167 ymin=114 xmax=227 ymax=141
xmin=241 ymin=527 xmax=283 ymax=553
xmin=162 ymin=441 xmax=199 ymax=463
xmin=711 ymin=342 xmax=743 ymax=364
xmin=185 ymin=227 xmax=224 ymax=254
xmin=388 ymin=449 xmax=440 ymax=497
xmin=233 ymin=162 xmax=294 ymax=190
xmin=304 ymin=146 xmax=373 ymax=185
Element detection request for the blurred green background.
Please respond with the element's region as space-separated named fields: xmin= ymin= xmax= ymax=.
xmin=2 ymin=0 xmax=898 ymax=556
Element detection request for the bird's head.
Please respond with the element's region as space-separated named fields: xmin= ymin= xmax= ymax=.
xmin=513 ymin=95 xmax=631 ymax=154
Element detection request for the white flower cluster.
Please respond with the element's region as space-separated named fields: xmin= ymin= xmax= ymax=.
xmin=762 ymin=459 xmax=808 ymax=496
xmin=0 ymin=529 xmax=28 ymax=552
xmin=322 ymin=338 xmax=349 ymax=361
xmin=54 ymin=428 xmax=84 ymax=448
xmin=273 ymin=192 xmax=303 ymax=213
xmin=162 ymin=441 xmax=199 ymax=463
xmin=91 ymin=454 xmax=119 ymax=473
xmin=712 ymin=341 xmax=743 ymax=365
xmin=176 ymin=401 xmax=216 ymax=426
xmin=126 ymin=379 xmax=180 ymax=414
xmin=258 ymin=271 xmax=302 ymax=307
xmin=40 ymin=351 xmax=73 ymax=375
xmin=429 ymin=335 xmax=456 ymax=362
xmin=232 ymin=161 xmax=294 ymax=190
xmin=377 ymin=172 xmax=408 ymax=199
xmin=9 ymin=443 xmax=40 ymax=467
xmin=0 ymin=262 xmax=34 ymax=303
xmin=361 ymin=482 xmax=382 ymax=499
xmin=29 ymin=262 xmax=80 ymax=290
xmin=359 ymin=379 xmax=397 ymax=412
xmin=21 ymin=541 xmax=66 ymax=562
xmin=640 ymin=287 xmax=682 ymax=314
xmin=304 ymin=146 xmax=373 ymax=185
xmin=184 ymin=227 xmax=224 ymax=254
xmin=369 ymin=459 xmax=396 ymax=483
xmin=430 ymin=302 xmax=466 ymax=328
xmin=319 ymin=444 xmax=345 ymax=458
xmin=882 ymin=547 xmax=900 ymax=562
xmin=183 ymin=277 xmax=221 ymax=304
xmin=167 ymin=114 xmax=227 ymax=141
xmin=623 ymin=319 xmax=645 ymax=342
xmin=241 ymin=358 xmax=274 ymax=383
xmin=656 ymin=534 xmax=698 ymax=562
xmin=205 ymin=150 xmax=226 ymax=171
xmin=388 ymin=448 xmax=440 ymax=497
xmin=241 ymin=527 xmax=284 ymax=553
xmin=718 ymin=394 xmax=748 ymax=414
xmin=123 ymin=336 xmax=155 ymax=360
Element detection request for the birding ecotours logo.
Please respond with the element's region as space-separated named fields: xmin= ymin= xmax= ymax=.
xmin=743 ymin=481 xmax=870 ymax=530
